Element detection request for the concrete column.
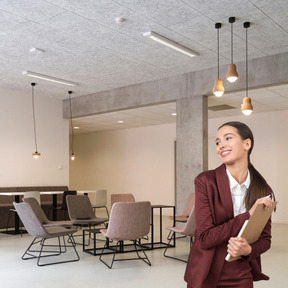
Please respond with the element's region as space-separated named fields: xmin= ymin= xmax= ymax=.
xmin=176 ymin=95 xmax=208 ymax=214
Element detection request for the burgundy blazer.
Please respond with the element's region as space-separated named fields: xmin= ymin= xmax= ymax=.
xmin=184 ymin=164 xmax=271 ymax=288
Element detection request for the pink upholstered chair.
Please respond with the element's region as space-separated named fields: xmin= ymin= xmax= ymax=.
xmin=169 ymin=193 xmax=195 ymax=223
xmin=99 ymin=201 xmax=151 ymax=269
xmin=164 ymin=206 xmax=196 ymax=262
xmin=110 ymin=193 xmax=135 ymax=209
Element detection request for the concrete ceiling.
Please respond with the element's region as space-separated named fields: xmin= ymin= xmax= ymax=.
xmin=1 ymin=1 xmax=288 ymax=133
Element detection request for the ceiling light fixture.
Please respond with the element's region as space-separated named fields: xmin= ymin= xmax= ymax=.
xmin=68 ymin=91 xmax=76 ymax=160
xmin=22 ymin=71 xmax=79 ymax=87
xmin=115 ymin=17 xmax=125 ymax=24
xmin=226 ymin=17 xmax=239 ymax=83
xmin=29 ymin=47 xmax=45 ymax=54
xmin=143 ymin=31 xmax=197 ymax=57
xmin=241 ymin=22 xmax=253 ymax=116
xmin=31 ymin=83 xmax=41 ymax=159
xmin=213 ymin=23 xmax=225 ymax=97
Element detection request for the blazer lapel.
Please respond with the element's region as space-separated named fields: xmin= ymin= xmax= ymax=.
xmin=215 ymin=164 xmax=234 ymax=219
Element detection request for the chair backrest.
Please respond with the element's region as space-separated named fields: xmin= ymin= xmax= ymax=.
xmin=93 ymin=190 xmax=107 ymax=207
xmin=24 ymin=191 xmax=41 ymax=204
xmin=66 ymin=195 xmax=95 ymax=220
xmin=106 ymin=201 xmax=151 ymax=241
xmin=61 ymin=190 xmax=77 ymax=210
xmin=182 ymin=206 xmax=196 ymax=237
xmin=110 ymin=193 xmax=135 ymax=209
xmin=13 ymin=202 xmax=47 ymax=237
xmin=23 ymin=197 xmax=49 ymax=224
xmin=181 ymin=193 xmax=195 ymax=217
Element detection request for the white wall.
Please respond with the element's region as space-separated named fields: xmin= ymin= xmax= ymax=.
xmin=0 ymin=89 xmax=69 ymax=186
xmin=70 ymin=110 xmax=288 ymax=223
xmin=70 ymin=123 xmax=176 ymax=210
xmin=208 ymin=110 xmax=288 ymax=224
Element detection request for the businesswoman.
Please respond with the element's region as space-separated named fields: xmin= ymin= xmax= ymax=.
xmin=184 ymin=121 xmax=274 ymax=288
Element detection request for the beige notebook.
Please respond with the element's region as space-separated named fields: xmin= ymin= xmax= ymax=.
xmin=226 ymin=201 xmax=278 ymax=262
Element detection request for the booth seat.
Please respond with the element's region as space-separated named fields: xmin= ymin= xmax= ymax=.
xmin=0 ymin=186 xmax=68 ymax=229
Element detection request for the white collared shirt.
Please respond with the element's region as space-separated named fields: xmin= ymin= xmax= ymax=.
xmin=226 ymin=169 xmax=250 ymax=217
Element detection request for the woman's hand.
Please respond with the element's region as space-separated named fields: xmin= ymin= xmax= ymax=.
xmin=227 ymin=237 xmax=252 ymax=257
xmin=249 ymin=195 xmax=272 ymax=216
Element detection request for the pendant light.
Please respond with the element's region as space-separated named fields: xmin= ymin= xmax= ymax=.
xmin=68 ymin=91 xmax=76 ymax=160
xmin=31 ymin=83 xmax=41 ymax=159
xmin=213 ymin=23 xmax=225 ymax=97
xmin=226 ymin=17 xmax=239 ymax=82
xmin=241 ymin=22 xmax=253 ymax=115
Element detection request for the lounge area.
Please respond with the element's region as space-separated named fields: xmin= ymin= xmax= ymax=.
xmin=0 ymin=219 xmax=287 ymax=288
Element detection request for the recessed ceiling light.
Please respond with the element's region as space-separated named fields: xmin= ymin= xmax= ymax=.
xmin=171 ymin=113 xmax=177 ymax=116
xmin=73 ymin=126 xmax=80 ymax=129
xmin=117 ymin=120 xmax=124 ymax=124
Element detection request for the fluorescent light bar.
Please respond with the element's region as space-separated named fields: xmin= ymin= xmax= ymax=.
xmin=22 ymin=71 xmax=79 ymax=86
xmin=143 ymin=31 xmax=197 ymax=57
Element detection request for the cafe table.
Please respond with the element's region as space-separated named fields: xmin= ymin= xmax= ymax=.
xmin=149 ymin=204 xmax=176 ymax=249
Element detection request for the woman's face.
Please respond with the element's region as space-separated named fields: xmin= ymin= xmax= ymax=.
xmin=215 ymin=125 xmax=251 ymax=166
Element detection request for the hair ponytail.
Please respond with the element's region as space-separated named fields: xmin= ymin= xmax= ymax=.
xmin=246 ymin=163 xmax=274 ymax=209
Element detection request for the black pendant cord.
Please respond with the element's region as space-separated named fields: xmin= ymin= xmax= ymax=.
xmin=246 ymin=27 xmax=248 ymax=98
xmin=244 ymin=22 xmax=250 ymax=98
xmin=215 ymin=23 xmax=221 ymax=79
xmin=68 ymin=91 xmax=75 ymax=155
xmin=31 ymin=83 xmax=38 ymax=152
xmin=217 ymin=27 xmax=220 ymax=79
xmin=231 ymin=21 xmax=233 ymax=64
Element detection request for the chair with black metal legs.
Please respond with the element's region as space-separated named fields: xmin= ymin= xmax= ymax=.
xmin=169 ymin=193 xmax=195 ymax=223
xmin=66 ymin=195 xmax=109 ymax=245
xmin=163 ymin=206 xmax=196 ymax=263
xmin=110 ymin=193 xmax=135 ymax=209
xmin=13 ymin=201 xmax=79 ymax=266
xmin=99 ymin=201 xmax=151 ymax=269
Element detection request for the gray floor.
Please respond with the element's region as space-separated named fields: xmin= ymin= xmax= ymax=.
xmin=0 ymin=218 xmax=286 ymax=288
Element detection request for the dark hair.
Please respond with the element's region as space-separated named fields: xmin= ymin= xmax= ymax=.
xmin=218 ymin=121 xmax=275 ymax=209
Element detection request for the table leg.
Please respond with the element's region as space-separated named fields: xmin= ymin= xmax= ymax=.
xmin=14 ymin=195 xmax=20 ymax=234
xmin=52 ymin=194 xmax=57 ymax=220
xmin=151 ymin=208 xmax=154 ymax=249
xmin=173 ymin=206 xmax=176 ymax=247
xmin=159 ymin=207 xmax=163 ymax=243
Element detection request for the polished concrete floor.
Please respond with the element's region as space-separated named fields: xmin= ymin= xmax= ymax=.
xmin=0 ymin=218 xmax=286 ymax=288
